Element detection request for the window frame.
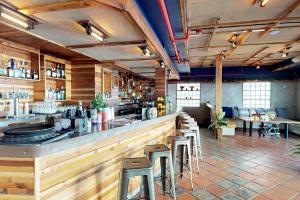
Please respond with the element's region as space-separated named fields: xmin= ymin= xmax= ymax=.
xmin=176 ymin=83 xmax=201 ymax=107
xmin=242 ymin=82 xmax=271 ymax=108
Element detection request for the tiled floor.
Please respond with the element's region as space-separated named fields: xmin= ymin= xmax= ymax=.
xmin=155 ymin=129 xmax=300 ymax=200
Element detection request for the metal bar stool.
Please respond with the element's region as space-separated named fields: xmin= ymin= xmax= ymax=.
xmin=144 ymin=144 xmax=176 ymax=199
xmin=181 ymin=123 xmax=203 ymax=161
xmin=118 ymin=157 xmax=155 ymax=200
xmin=166 ymin=136 xmax=194 ymax=190
xmin=178 ymin=129 xmax=200 ymax=174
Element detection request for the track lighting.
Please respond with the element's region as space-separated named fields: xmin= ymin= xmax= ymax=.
xmin=79 ymin=20 xmax=107 ymax=42
xmin=160 ymin=60 xmax=166 ymax=69
xmin=140 ymin=46 xmax=153 ymax=58
xmin=281 ymin=52 xmax=288 ymax=58
xmin=0 ymin=3 xmax=37 ymax=29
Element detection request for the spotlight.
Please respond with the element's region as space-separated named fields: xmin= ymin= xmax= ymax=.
xmin=256 ymin=65 xmax=260 ymax=69
xmin=231 ymin=41 xmax=237 ymax=48
xmin=259 ymin=0 xmax=269 ymax=7
xmin=79 ymin=20 xmax=107 ymax=42
xmin=140 ymin=46 xmax=153 ymax=58
xmin=160 ymin=60 xmax=166 ymax=69
xmin=281 ymin=52 xmax=288 ymax=58
xmin=0 ymin=3 xmax=38 ymax=29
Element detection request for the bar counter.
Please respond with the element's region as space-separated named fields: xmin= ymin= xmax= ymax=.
xmin=0 ymin=110 xmax=180 ymax=200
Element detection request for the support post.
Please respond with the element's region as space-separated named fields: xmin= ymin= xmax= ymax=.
xmin=215 ymin=54 xmax=223 ymax=113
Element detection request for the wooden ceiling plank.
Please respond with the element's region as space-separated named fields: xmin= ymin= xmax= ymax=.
xmin=189 ymin=16 xmax=300 ymax=30
xmin=272 ymin=63 xmax=298 ymax=72
xmin=251 ymin=53 xmax=273 ymax=65
xmin=259 ymin=0 xmax=300 ymax=37
xmin=66 ymin=40 xmax=146 ymax=49
xmin=205 ymin=18 xmax=220 ymax=53
xmin=243 ymin=46 xmax=269 ymax=64
xmin=19 ymin=0 xmax=124 ymax=15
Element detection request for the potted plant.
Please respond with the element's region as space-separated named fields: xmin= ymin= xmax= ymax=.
xmin=90 ymin=93 xmax=105 ymax=124
xmin=208 ymin=112 xmax=228 ymax=140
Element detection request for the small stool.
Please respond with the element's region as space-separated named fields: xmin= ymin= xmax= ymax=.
xmin=167 ymin=136 xmax=194 ymax=190
xmin=178 ymin=129 xmax=200 ymax=174
xmin=118 ymin=157 xmax=155 ymax=200
xmin=144 ymin=144 xmax=176 ymax=199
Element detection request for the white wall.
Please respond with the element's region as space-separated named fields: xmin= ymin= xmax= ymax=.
xmin=168 ymin=81 xmax=299 ymax=118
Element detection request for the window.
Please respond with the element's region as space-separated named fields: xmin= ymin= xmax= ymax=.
xmin=177 ymin=83 xmax=200 ymax=107
xmin=243 ymin=82 xmax=271 ymax=108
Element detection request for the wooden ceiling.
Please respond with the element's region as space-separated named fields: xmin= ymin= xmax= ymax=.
xmin=187 ymin=0 xmax=300 ymax=68
xmin=0 ymin=0 xmax=179 ymax=79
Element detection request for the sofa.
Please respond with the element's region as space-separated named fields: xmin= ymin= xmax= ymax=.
xmin=222 ymin=106 xmax=300 ymax=136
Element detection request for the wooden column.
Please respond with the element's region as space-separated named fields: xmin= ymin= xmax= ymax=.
xmin=215 ymin=54 xmax=223 ymax=113
xmin=155 ymin=67 xmax=167 ymax=96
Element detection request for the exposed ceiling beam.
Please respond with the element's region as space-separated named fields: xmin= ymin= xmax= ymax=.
xmin=189 ymin=16 xmax=300 ymax=30
xmin=250 ymin=53 xmax=273 ymax=65
xmin=100 ymin=57 xmax=160 ymax=62
xmin=259 ymin=0 xmax=300 ymax=37
xmin=225 ymin=31 xmax=251 ymax=57
xmin=202 ymin=18 xmax=220 ymax=67
xmin=188 ymin=40 xmax=300 ymax=50
xmin=66 ymin=40 xmax=146 ymax=49
xmin=19 ymin=0 xmax=124 ymax=14
xmin=272 ymin=62 xmax=299 ymax=72
xmin=243 ymin=46 xmax=269 ymax=64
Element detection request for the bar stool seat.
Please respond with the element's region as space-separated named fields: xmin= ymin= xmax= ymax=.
xmin=144 ymin=144 xmax=176 ymax=199
xmin=166 ymin=136 xmax=194 ymax=190
xmin=118 ymin=157 xmax=155 ymax=200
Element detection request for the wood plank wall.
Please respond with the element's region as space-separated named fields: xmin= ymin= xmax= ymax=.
xmin=0 ymin=157 xmax=35 ymax=200
xmin=155 ymin=67 xmax=167 ymax=97
xmin=71 ymin=64 xmax=103 ymax=105
xmin=34 ymin=118 xmax=175 ymax=200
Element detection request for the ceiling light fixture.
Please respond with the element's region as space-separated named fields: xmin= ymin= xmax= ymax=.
xmin=281 ymin=52 xmax=288 ymax=58
xmin=256 ymin=65 xmax=260 ymax=69
xmin=269 ymin=29 xmax=280 ymax=35
xmin=254 ymin=0 xmax=269 ymax=7
xmin=140 ymin=46 xmax=153 ymax=58
xmin=160 ymin=60 xmax=166 ymax=69
xmin=0 ymin=3 xmax=37 ymax=29
xmin=229 ymin=33 xmax=239 ymax=48
xmin=79 ymin=20 xmax=107 ymax=42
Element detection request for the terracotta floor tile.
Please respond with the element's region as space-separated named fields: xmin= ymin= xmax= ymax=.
xmin=177 ymin=193 xmax=197 ymax=200
xmin=153 ymin=129 xmax=300 ymax=199
xmin=262 ymin=185 xmax=298 ymax=200
xmin=207 ymin=184 xmax=228 ymax=197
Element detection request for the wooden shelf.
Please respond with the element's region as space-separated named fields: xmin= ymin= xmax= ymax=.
xmin=0 ymin=76 xmax=39 ymax=82
xmin=46 ymin=76 xmax=66 ymax=81
xmin=55 ymin=100 xmax=67 ymax=102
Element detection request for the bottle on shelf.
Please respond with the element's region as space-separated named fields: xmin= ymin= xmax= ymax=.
xmin=25 ymin=62 xmax=31 ymax=79
xmin=46 ymin=63 xmax=52 ymax=77
xmin=57 ymin=64 xmax=61 ymax=78
xmin=61 ymin=65 xmax=65 ymax=79
xmin=7 ymin=58 xmax=15 ymax=77
xmin=32 ymin=70 xmax=39 ymax=80
xmin=51 ymin=63 xmax=57 ymax=78
xmin=60 ymin=86 xmax=65 ymax=100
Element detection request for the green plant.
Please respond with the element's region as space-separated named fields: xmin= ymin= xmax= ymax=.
xmin=90 ymin=93 xmax=107 ymax=111
xmin=208 ymin=112 xmax=228 ymax=129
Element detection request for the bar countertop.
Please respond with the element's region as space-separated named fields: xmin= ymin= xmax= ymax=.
xmin=0 ymin=109 xmax=180 ymax=158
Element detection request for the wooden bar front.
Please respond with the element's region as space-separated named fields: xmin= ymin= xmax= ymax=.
xmin=0 ymin=113 xmax=178 ymax=200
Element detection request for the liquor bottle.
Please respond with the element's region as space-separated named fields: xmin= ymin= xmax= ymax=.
xmin=56 ymin=64 xmax=60 ymax=78
xmin=7 ymin=59 xmax=14 ymax=77
xmin=60 ymin=86 xmax=65 ymax=100
xmin=32 ymin=70 xmax=39 ymax=80
xmin=61 ymin=65 xmax=65 ymax=79
xmin=56 ymin=88 xmax=61 ymax=100
xmin=51 ymin=64 xmax=57 ymax=78
xmin=25 ymin=62 xmax=31 ymax=79
xmin=46 ymin=63 xmax=52 ymax=77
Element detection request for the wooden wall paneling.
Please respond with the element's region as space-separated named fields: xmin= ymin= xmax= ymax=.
xmin=95 ymin=64 xmax=103 ymax=95
xmin=0 ymin=157 xmax=35 ymax=199
xmin=155 ymin=67 xmax=167 ymax=96
xmin=103 ymin=69 xmax=112 ymax=96
xmin=65 ymin=63 xmax=71 ymax=101
xmin=33 ymin=55 xmax=45 ymax=101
